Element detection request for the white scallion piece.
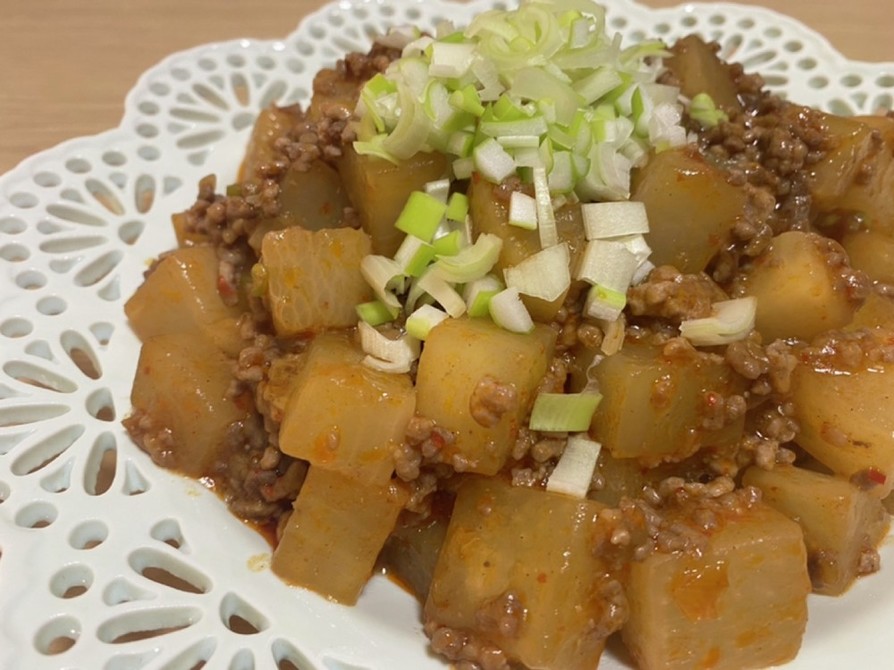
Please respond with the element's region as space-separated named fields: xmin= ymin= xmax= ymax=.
xmin=463 ymin=274 xmax=504 ymax=317
xmin=473 ymin=138 xmax=517 ymax=184
xmin=428 ymin=41 xmax=477 ymax=79
xmin=529 ymin=392 xmax=603 ymax=432
xmin=533 ymin=166 xmax=558 ymax=248
xmin=600 ymin=314 xmax=627 ymax=355
xmin=680 ymin=297 xmax=758 ymax=346
xmin=358 ymin=321 xmax=420 ymax=374
xmin=424 ymin=178 xmax=452 ymax=204
xmin=433 ymin=233 xmax=503 ymax=284
xmin=581 ymin=200 xmax=650 ymax=240
xmin=503 ymin=242 xmax=571 ymax=302
xmin=584 ymin=284 xmax=627 ymax=321
xmin=417 ymin=270 xmax=468 ymax=318
xmin=508 ymin=190 xmax=538 ymax=230
xmin=360 ymin=255 xmax=405 ymax=312
xmin=489 ymin=287 xmax=534 ymax=333
xmin=406 ymin=304 xmax=450 ymax=340
xmin=546 ymin=434 xmax=603 ymax=499
xmin=576 ymin=239 xmax=639 ymax=291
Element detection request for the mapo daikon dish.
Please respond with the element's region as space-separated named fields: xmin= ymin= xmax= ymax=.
xmin=122 ymin=1 xmax=894 ymax=668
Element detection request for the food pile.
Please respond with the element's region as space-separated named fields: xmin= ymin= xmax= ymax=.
xmin=123 ymin=1 xmax=894 ymax=668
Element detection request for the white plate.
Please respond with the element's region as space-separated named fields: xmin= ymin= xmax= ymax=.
xmin=1 ymin=1 xmax=893 ymax=668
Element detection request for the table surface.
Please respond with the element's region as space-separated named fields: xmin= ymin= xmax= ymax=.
xmin=0 ymin=0 xmax=891 ymax=175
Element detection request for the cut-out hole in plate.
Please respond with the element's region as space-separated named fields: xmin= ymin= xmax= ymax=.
xmin=122 ymin=460 xmax=151 ymax=496
xmin=0 ymin=402 xmax=69 ymax=428
xmin=102 ymin=577 xmax=156 ymax=607
xmin=272 ymin=639 xmax=316 ymax=670
xmin=46 ymin=203 xmax=106 ymax=227
xmin=96 ymin=606 xmax=203 ymax=644
xmin=50 ymin=563 xmax=94 ymax=599
xmin=134 ymin=174 xmax=156 ymax=213
xmin=163 ymin=637 xmax=219 ymax=670
xmin=4 ymin=360 xmax=77 ymax=394
xmin=73 ymin=249 xmax=123 ymax=287
xmin=86 ymin=387 xmax=116 ymax=422
xmin=86 ymin=178 xmax=125 ymax=215
xmin=83 ymin=431 xmax=117 ymax=495
xmin=34 ymin=614 xmax=81 ymax=655
xmin=150 ymin=518 xmax=187 ymax=551
xmin=61 ymin=329 xmax=103 ymax=380
xmin=40 ymin=457 xmax=74 ymax=493
xmin=1 ymin=317 xmax=34 ymax=338
xmin=10 ymin=423 xmax=84 ymax=476
xmin=69 ymin=519 xmax=109 ymax=549
xmin=15 ymin=500 xmax=58 ymax=529
xmin=129 ymin=547 xmax=211 ymax=594
xmin=220 ymin=592 xmax=270 ymax=635
xmin=119 ymin=219 xmax=146 ymax=244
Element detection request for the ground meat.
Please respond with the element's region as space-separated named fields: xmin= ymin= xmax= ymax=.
xmin=797 ymin=328 xmax=894 ymax=373
xmin=725 ymin=334 xmax=798 ymax=396
xmin=627 ymin=265 xmax=728 ymax=323
xmin=469 ymin=376 xmax=518 ymax=428
xmin=425 ymin=623 xmax=511 ymax=670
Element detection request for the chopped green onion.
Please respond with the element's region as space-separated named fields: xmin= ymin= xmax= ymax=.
xmin=433 ymin=233 xmax=503 ymax=284
xmin=529 ymin=392 xmax=602 ymax=432
xmin=533 ymin=166 xmax=558 ymax=247
xmin=406 ymin=304 xmax=450 ymax=340
xmin=356 ymin=300 xmax=399 ymax=326
xmin=355 ymin=0 xmax=688 ymax=202
xmin=360 ymin=254 xmax=405 ymax=312
xmin=546 ymin=434 xmax=603 ymax=498
xmin=508 ymin=190 xmax=538 ymax=230
xmin=394 ymin=191 xmax=449 ymax=242
xmin=689 ymin=92 xmax=729 ymax=128
xmin=432 ymin=230 xmax=464 ymax=256
xmin=503 ymin=242 xmax=571 ymax=302
xmin=429 ymin=41 xmax=477 ymax=79
xmin=417 ymin=269 xmax=467 ymax=318
xmin=580 ymin=200 xmax=650 ymax=239
xmin=464 ymin=274 xmax=504 ymax=317
xmin=680 ymin=297 xmax=757 ymax=346
xmin=394 ymin=234 xmax=437 ymax=277
xmin=445 ymin=192 xmax=470 ymax=222
xmin=450 ymin=84 xmax=487 ymax=116
xmin=584 ymin=284 xmax=627 ymax=321
xmin=489 ymin=286 xmax=534 ymax=333
xmin=473 ymin=137 xmax=517 ymax=183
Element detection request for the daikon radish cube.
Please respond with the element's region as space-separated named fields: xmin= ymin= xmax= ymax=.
xmin=468 ymin=175 xmax=587 ymax=321
xmin=415 ymin=317 xmax=556 ymax=475
xmin=272 ymin=467 xmax=407 ymax=604
xmin=846 ymin=291 xmax=894 ymax=330
xmin=841 ymin=228 xmax=894 ymax=285
xmin=125 ymin=245 xmax=243 ymax=356
xmin=631 ymin=145 xmax=751 ymax=273
xmin=425 ymin=477 xmax=622 ymax=670
xmin=590 ymin=340 xmax=746 ymax=466
xmin=278 ymin=331 xmax=414 ymax=484
xmin=126 ymin=331 xmax=251 ymax=477
xmin=743 ymin=464 xmax=889 ymax=595
xmin=790 ymin=327 xmax=894 ymax=497
xmin=741 ymin=230 xmax=862 ymax=342
xmin=260 ymin=226 xmax=372 ymax=336
xmin=240 ymin=104 xmax=304 ymax=181
xmin=622 ymin=501 xmax=809 ymax=670
xmin=664 ymin=35 xmax=742 ymax=113
xmin=338 ymin=146 xmax=448 ymax=256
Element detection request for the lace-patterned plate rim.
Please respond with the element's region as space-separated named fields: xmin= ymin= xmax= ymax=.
xmin=1 ymin=1 xmax=894 ymax=669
